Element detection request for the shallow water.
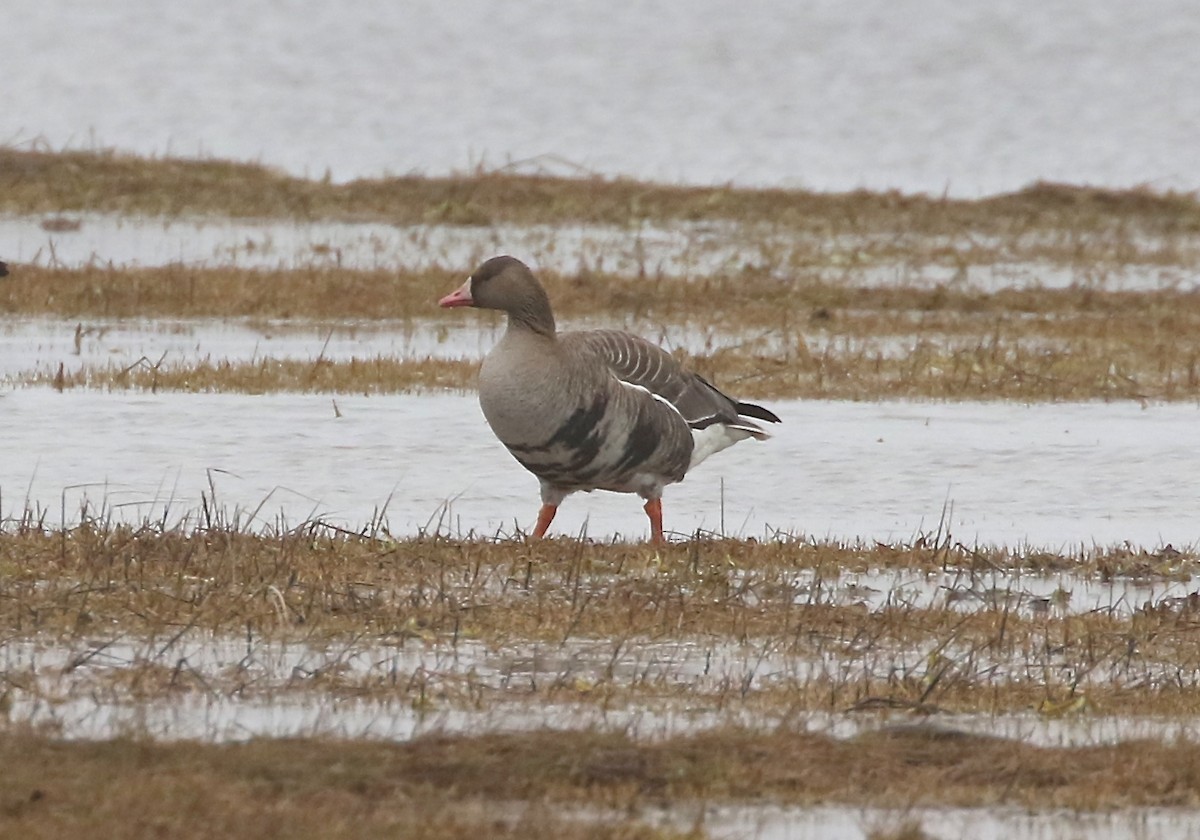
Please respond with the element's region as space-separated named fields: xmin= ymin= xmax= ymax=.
xmin=0 ymin=215 xmax=768 ymax=277
xmin=10 ymin=630 xmax=1200 ymax=748
xmin=4 ymin=215 xmax=1198 ymax=294
xmin=692 ymin=803 xmax=1200 ymax=840
xmin=7 ymin=1 xmax=1200 ymax=195
xmin=6 ymin=633 xmax=804 ymax=741
xmin=0 ymin=316 xmax=806 ymax=383
xmin=0 ymin=388 xmax=1197 ymax=548
xmin=743 ymin=566 xmax=1195 ymax=619
xmin=0 ymin=316 xmax=501 ymax=381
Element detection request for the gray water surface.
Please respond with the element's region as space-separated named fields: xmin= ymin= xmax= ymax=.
xmin=2 ymin=389 xmax=1195 ymax=548
xmin=6 ymin=1 xmax=1200 ymax=195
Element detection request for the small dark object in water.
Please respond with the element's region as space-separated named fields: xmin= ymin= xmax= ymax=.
xmin=0 ymin=261 xmax=8 ymax=277
xmin=41 ymin=217 xmax=82 ymax=232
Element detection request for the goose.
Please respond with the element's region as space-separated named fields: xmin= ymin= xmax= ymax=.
xmin=439 ymin=255 xmax=780 ymax=542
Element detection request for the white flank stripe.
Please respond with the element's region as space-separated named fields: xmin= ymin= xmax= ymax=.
xmin=618 ymin=378 xmax=684 ymax=417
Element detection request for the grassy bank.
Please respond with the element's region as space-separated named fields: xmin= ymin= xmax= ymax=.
xmin=5 ymin=146 xmax=1200 ymax=232
xmin=5 ymin=724 xmax=1200 ymax=838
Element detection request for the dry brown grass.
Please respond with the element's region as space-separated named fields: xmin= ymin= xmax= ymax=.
xmin=23 ymin=342 xmax=1192 ymax=401
xmin=25 ymin=355 xmax=474 ymax=395
xmin=0 ymin=730 xmax=689 ymax=840
xmin=7 ymin=147 xmax=1200 ymax=234
xmin=6 ymin=723 xmax=1200 ymax=825
xmin=3 ymin=526 xmax=1199 ymax=717
xmin=11 ymin=264 xmax=1200 ymax=322
xmin=0 ymin=265 xmax=445 ymax=320
xmin=7 ymin=265 xmax=1200 ymax=400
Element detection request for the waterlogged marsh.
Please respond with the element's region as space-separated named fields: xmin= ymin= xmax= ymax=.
xmin=6 ymin=530 xmax=1200 ymax=742
xmin=8 ymin=266 xmax=1200 ymax=400
xmin=8 ymin=525 xmax=1200 ymax=840
xmin=7 ymin=157 xmax=1200 ymax=834
xmin=6 ymin=212 xmax=1200 ymax=292
xmin=10 ymin=626 xmax=1200 ymax=746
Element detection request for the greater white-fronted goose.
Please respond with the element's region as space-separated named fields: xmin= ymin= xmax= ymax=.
xmin=439 ymin=255 xmax=780 ymax=542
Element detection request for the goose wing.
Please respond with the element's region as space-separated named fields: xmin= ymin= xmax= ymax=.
xmin=570 ymin=329 xmax=780 ymax=437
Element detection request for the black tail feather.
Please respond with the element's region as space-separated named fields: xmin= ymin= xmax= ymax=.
xmin=736 ymin=401 xmax=781 ymax=424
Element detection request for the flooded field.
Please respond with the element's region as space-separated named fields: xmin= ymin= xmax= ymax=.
xmin=5 ymin=154 xmax=1200 ymax=838
xmin=11 ymin=610 xmax=1200 ymax=746
xmin=6 ymin=523 xmax=1200 ymax=836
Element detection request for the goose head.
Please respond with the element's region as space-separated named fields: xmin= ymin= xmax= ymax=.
xmin=439 ymin=255 xmax=556 ymax=336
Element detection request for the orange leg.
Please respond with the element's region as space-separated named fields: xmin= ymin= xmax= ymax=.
xmin=643 ymin=498 xmax=664 ymax=544
xmin=532 ymin=503 xmax=558 ymax=539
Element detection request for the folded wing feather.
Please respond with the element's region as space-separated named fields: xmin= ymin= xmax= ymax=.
xmin=570 ymin=330 xmax=780 ymax=439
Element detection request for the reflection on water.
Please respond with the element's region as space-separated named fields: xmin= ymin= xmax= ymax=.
xmin=5 ymin=633 xmax=799 ymax=741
